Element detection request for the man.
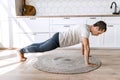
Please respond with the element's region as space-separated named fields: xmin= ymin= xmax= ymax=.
xmin=17 ymin=21 xmax=107 ymax=67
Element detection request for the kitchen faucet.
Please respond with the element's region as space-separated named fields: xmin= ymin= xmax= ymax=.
xmin=110 ymin=1 xmax=119 ymax=14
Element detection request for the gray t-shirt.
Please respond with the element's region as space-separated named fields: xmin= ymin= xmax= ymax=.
xmin=59 ymin=24 xmax=90 ymax=47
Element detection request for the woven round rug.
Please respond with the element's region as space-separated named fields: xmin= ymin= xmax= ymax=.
xmin=33 ymin=52 xmax=101 ymax=74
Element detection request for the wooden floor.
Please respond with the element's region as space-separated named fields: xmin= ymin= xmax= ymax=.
xmin=0 ymin=49 xmax=120 ymax=80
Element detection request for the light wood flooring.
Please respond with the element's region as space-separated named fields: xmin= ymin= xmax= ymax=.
xmin=0 ymin=49 xmax=120 ymax=80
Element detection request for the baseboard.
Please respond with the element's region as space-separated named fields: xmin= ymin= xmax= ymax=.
xmin=0 ymin=48 xmax=17 ymax=50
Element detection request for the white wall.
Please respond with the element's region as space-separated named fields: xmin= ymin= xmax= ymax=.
xmin=0 ymin=0 xmax=16 ymax=48
xmin=26 ymin=0 xmax=120 ymax=16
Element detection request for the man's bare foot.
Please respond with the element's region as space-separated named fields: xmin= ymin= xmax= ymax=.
xmin=20 ymin=57 xmax=27 ymax=62
xmin=16 ymin=49 xmax=27 ymax=62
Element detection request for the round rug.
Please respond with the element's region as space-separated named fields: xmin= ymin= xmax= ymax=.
xmin=33 ymin=52 xmax=101 ymax=74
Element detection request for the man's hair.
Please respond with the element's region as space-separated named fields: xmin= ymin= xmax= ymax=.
xmin=93 ymin=21 xmax=107 ymax=32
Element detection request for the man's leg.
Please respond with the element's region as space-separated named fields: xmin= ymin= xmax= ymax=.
xmin=18 ymin=32 xmax=59 ymax=61
xmin=17 ymin=43 xmax=40 ymax=61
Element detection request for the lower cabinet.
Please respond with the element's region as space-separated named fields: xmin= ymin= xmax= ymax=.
xmin=103 ymin=24 xmax=120 ymax=48
xmin=89 ymin=34 xmax=104 ymax=48
xmin=87 ymin=17 xmax=104 ymax=48
xmin=17 ymin=33 xmax=50 ymax=48
xmin=12 ymin=17 xmax=120 ymax=49
xmin=103 ymin=24 xmax=116 ymax=48
xmin=88 ymin=17 xmax=120 ymax=49
xmin=33 ymin=33 xmax=50 ymax=43
xmin=0 ymin=19 xmax=10 ymax=48
xmin=103 ymin=17 xmax=120 ymax=48
xmin=49 ymin=24 xmax=82 ymax=49
xmin=12 ymin=17 xmax=50 ymax=48
xmin=49 ymin=17 xmax=87 ymax=49
xmin=18 ymin=33 xmax=34 ymax=48
xmin=115 ymin=25 xmax=120 ymax=47
xmin=89 ymin=23 xmax=120 ymax=48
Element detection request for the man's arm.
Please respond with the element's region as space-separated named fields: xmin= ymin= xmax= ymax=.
xmin=82 ymin=37 xmax=96 ymax=66
xmin=81 ymin=43 xmax=84 ymax=56
xmin=82 ymin=37 xmax=90 ymax=65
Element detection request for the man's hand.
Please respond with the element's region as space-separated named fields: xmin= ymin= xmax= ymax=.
xmin=86 ymin=63 xmax=97 ymax=67
xmin=81 ymin=37 xmax=90 ymax=66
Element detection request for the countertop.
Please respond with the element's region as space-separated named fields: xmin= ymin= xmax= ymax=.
xmin=16 ymin=14 xmax=120 ymax=18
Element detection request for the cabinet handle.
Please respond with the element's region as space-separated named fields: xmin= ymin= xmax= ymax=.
xmin=64 ymin=17 xmax=70 ymax=19
xmin=64 ymin=25 xmax=70 ymax=27
xmin=108 ymin=25 xmax=114 ymax=27
xmin=30 ymin=18 xmax=36 ymax=20
xmin=89 ymin=17 xmax=96 ymax=19
xmin=32 ymin=33 xmax=37 ymax=35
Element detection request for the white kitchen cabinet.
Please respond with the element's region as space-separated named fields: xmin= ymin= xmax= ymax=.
xmin=49 ymin=17 xmax=87 ymax=33
xmin=86 ymin=17 xmax=104 ymax=48
xmin=102 ymin=24 xmax=120 ymax=48
xmin=50 ymin=17 xmax=86 ymax=25
xmin=49 ymin=17 xmax=87 ymax=48
xmin=50 ymin=18 xmax=80 ymax=48
xmin=88 ymin=17 xmax=120 ymax=48
xmin=102 ymin=25 xmax=116 ymax=47
xmin=12 ymin=17 xmax=50 ymax=48
xmin=89 ymin=34 xmax=104 ymax=48
xmin=16 ymin=18 xmax=49 ymax=33
xmin=0 ymin=20 xmax=2 ymax=48
xmin=49 ymin=24 xmax=79 ymax=37
xmin=18 ymin=33 xmax=34 ymax=48
xmin=0 ymin=19 xmax=11 ymax=48
xmin=12 ymin=17 xmax=120 ymax=49
xmin=115 ymin=25 xmax=120 ymax=47
xmin=50 ymin=24 xmax=71 ymax=33
xmin=103 ymin=24 xmax=120 ymax=48
xmin=33 ymin=33 xmax=50 ymax=43
xmin=102 ymin=17 xmax=120 ymax=48
xmin=86 ymin=17 xmax=102 ymax=25
xmin=18 ymin=33 xmax=50 ymax=48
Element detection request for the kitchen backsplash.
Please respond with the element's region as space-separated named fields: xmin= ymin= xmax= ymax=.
xmin=26 ymin=0 xmax=120 ymax=16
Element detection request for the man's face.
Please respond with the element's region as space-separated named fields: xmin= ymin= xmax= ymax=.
xmin=91 ymin=26 xmax=105 ymax=36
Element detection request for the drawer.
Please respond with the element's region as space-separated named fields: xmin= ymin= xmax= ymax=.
xmin=50 ymin=24 xmax=79 ymax=32
xmin=50 ymin=17 xmax=86 ymax=25
xmin=34 ymin=33 xmax=50 ymax=43
xmin=86 ymin=17 xmax=102 ymax=25
xmin=18 ymin=33 xmax=50 ymax=47
xmin=18 ymin=33 xmax=34 ymax=47
xmin=17 ymin=18 xmax=49 ymax=32
xmin=102 ymin=17 xmax=120 ymax=25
